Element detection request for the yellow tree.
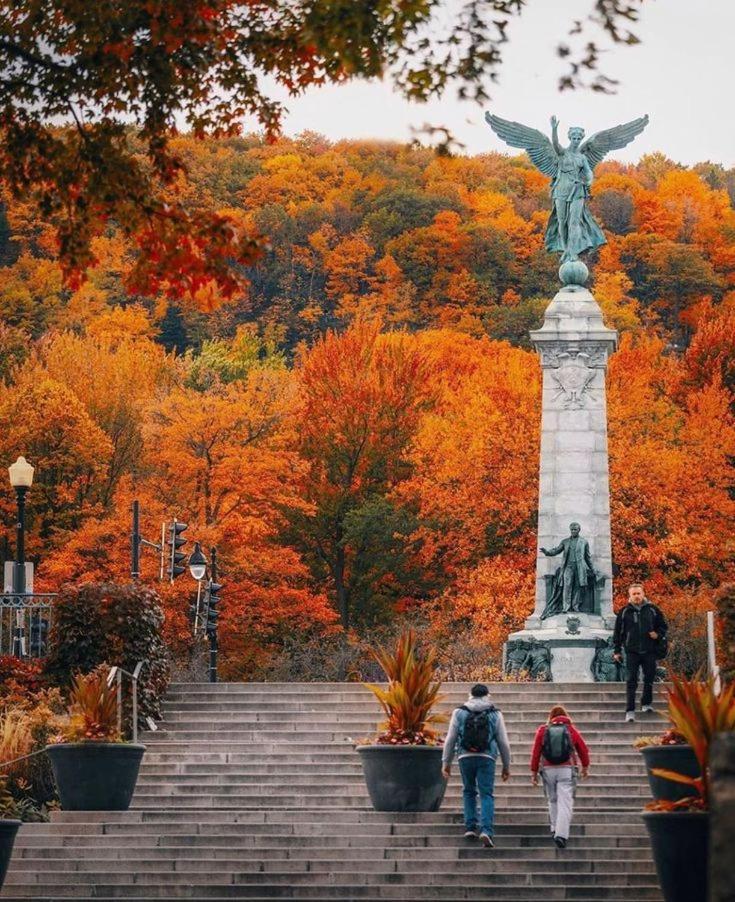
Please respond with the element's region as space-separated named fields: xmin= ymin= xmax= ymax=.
xmin=0 ymin=373 xmax=112 ymax=548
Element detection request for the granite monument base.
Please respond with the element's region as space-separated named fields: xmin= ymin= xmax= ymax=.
xmin=506 ymin=613 xmax=613 ymax=683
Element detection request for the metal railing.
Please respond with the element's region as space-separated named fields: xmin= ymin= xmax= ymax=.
xmin=107 ymin=662 xmax=157 ymax=743
xmin=0 ymin=593 xmax=56 ymax=658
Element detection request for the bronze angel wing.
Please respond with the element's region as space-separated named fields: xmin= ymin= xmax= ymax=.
xmin=580 ymin=115 xmax=650 ymax=168
xmin=484 ymin=113 xmax=558 ymax=177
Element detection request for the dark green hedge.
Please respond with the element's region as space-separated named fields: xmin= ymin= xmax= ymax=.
xmin=716 ymin=583 xmax=735 ymax=684
xmin=45 ymin=582 xmax=169 ymax=722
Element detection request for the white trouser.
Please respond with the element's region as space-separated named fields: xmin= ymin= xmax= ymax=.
xmin=541 ymin=766 xmax=575 ymax=840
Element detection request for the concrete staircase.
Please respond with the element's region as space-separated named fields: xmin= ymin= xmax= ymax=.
xmin=3 ymin=682 xmax=664 ymax=900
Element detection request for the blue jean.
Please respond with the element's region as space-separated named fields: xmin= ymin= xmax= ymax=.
xmin=459 ymin=755 xmax=496 ymax=835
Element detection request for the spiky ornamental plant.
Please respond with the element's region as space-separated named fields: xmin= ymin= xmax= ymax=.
xmin=649 ymin=673 xmax=735 ymax=810
xmin=365 ymin=630 xmax=447 ymax=745
xmin=59 ymin=669 xmax=121 ymax=744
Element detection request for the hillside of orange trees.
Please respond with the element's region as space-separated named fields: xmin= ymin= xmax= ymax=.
xmin=0 ymin=133 xmax=734 ymax=677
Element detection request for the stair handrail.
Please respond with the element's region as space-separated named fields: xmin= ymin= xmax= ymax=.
xmin=107 ymin=661 xmax=145 ymax=743
xmin=707 ymin=610 xmax=721 ymax=694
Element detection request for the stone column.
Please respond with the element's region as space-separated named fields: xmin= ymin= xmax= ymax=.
xmin=529 ymin=279 xmax=617 ymax=627
xmin=506 ymin=268 xmax=618 ymax=681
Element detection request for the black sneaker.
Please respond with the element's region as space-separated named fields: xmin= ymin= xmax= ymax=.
xmin=554 ymin=836 xmax=567 ymax=849
xmin=463 ymin=829 xmax=478 ymax=838
xmin=479 ymin=833 xmax=494 ymax=848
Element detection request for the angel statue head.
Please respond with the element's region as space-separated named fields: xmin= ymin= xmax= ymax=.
xmin=568 ymin=126 xmax=585 ymax=148
xmin=485 ymin=112 xmax=649 ymax=272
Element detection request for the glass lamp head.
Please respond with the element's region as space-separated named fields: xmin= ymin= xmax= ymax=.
xmin=8 ymin=456 xmax=34 ymax=488
xmin=189 ymin=542 xmax=207 ymax=581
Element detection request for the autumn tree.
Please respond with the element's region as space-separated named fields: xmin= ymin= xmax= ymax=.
xmin=0 ymin=373 xmax=112 ymax=548
xmin=399 ymin=330 xmax=540 ymax=584
xmin=284 ymin=319 xmax=435 ymax=629
xmin=33 ymin=320 xmax=175 ymax=505
xmin=608 ymin=334 xmax=735 ymax=597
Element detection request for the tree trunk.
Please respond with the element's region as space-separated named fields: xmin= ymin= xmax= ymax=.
xmin=333 ymin=546 xmax=349 ymax=631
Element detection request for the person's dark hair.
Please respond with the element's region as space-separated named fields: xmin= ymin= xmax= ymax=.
xmin=470 ymin=683 xmax=489 ymax=697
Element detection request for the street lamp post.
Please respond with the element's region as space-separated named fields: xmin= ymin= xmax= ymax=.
xmin=8 ymin=456 xmax=34 ymax=595
xmin=188 ymin=542 xmax=207 ymax=638
xmin=208 ymin=547 xmax=219 ymax=684
xmin=8 ymin=456 xmax=34 ymax=658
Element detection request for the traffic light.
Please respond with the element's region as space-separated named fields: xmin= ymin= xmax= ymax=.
xmin=166 ymin=519 xmax=188 ymax=582
xmin=206 ymin=581 xmax=222 ymax=637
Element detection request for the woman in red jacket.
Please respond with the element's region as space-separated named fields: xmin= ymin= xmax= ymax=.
xmin=530 ymin=704 xmax=590 ymax=848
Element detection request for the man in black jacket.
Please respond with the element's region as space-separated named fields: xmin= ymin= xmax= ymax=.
xmin=613 ymin=583 xmax=667 ymax=722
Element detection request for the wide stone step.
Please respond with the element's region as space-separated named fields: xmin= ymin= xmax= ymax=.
xmin=130 ymin=783 xmax=648 ymax=797
xmin=6 ymin=854 xmax=657 ymax=873
xmin=0 ymin=887 xmax=665 ymax=901
xmin=158 ymin=704 xmax=660 ymax=717
xmin=6 ymin=868 xmax=662 ymax=885
xmin=16 ymin=827 xmax=650 ymax=845
xmin=13 ymin=843 xmax=654 ymax=860
xmin=156 ymin=716 xmax=664 ymax=729
xmin=144 ymin=729 xmax=659 ymax=742
xmin=28 ymin=820 xmax=650 ymax=838
xmin=134 ymin=771 xmax=648 ymax=785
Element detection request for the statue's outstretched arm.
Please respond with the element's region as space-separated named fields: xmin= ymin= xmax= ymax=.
xmin=541 ymin=542 xmax=565 ymax=557
xmin=580 ymin=114 xmax=650 ymax=169
xmin=485 ymin=113 xmax=558 ymax=177
xmin=550 ymin=115 xmax=563 ymax=154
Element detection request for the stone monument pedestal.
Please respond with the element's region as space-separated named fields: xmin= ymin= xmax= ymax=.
xmin=505 ymin=264 xmax=618 ymax=682
xmin=507 ymin=614 xmax=613 ymax=683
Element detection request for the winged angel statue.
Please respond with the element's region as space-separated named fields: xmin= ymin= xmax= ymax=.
xmin=485 ymin=113 xmax=649 ymax=263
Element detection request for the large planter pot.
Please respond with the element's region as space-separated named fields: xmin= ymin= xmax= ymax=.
xmin=642 ymin=809 xmax=708 ymax=902
xmin=640 ymin=744 xmax=700 ymax=802
xmin=0 ymin=820 xmax=21 ymax=891
xmin=46 ymin=742 xmax=145 ymax=811
xmin=710 ymin=733 xmax=735 ymax=902
xmin=357 ymin=745 xmax=446 ymax=812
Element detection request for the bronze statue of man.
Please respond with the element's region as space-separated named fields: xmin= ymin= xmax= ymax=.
xmin=485 ymin=113 xmax=649 ymax=263
xmin=540 ymin=522 xmax=595 ymax=614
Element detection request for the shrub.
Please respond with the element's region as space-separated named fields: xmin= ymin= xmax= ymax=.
xmin=0 ymin=774 xmax=18 ymax=819
xmin=715 ymin=583 xmax=735 ymax=683
xmin=45 ymin=582 xmax=169 ymax=722
xmin=365 ymin=630 xmax=447 ymax=745
xmin=248 ymin=618 xmax=529 ymax=683
xmin=0 ymin=701 xmax=60 ymax=821
xmin=633 ymin=729 xmax=687 ymax=749
xmin=665 ymin=605 xmax=711 ymax=678
xmin=0 ymin=657 xmax=47 ymax=700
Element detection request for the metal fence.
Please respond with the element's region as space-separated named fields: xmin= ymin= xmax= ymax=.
xmin=0 ymin=594 xmax=55 ymax=658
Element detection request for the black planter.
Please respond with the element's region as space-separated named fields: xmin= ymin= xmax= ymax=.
xmin=640 ymin=744 xmax=700 ymax=802
xmin=357 ymin=745 xmax=446 ymax=812
xmin=46 ymin=742 xmax=145 ymax=811
xmin=642 ymin=810 xmax=708 ymax=902
xmin=0 ymin=820 xmax=21 ymax=891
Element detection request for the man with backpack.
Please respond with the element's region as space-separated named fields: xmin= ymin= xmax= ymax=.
xmin=530 ymin=705 xmax=590 ymax=848
xmin=612 ymin=583 xmax=668 ymax=722
xmin=441 ymin=683 xmax=511 ymax=848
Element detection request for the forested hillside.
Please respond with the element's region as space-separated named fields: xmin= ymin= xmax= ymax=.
xmin=1 ymin=133 xmax=733 ymax=677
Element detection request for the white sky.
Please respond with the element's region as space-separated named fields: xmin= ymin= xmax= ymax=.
xmin=269 ymin=0 xmax=735 ymax=166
